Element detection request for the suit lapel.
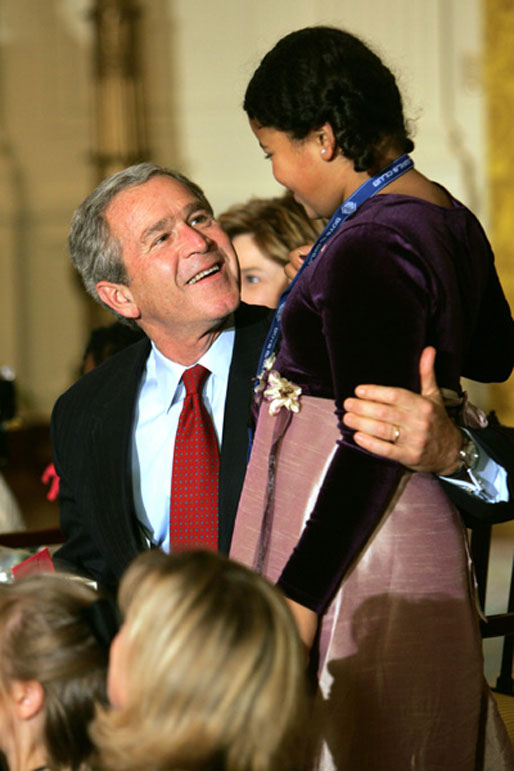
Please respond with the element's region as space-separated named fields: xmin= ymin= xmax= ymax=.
xmin=89 ymin=338 xmax=151 ymax=578
xmin=218 ymin=303 xmax=273 ymax=552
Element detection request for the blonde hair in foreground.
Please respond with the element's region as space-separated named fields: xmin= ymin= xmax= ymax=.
xmin=92 ymin=550 xmax=308 ymax=771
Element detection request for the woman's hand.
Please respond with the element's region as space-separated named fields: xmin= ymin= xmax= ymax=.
xmin=286 ymin=597 xmax=319 ymax=650
xmin=284 ymin=244 xmax=313 ymax=282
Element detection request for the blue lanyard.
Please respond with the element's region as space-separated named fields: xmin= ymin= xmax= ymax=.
xmin=255 ymin=153 xmax=414 ymax=378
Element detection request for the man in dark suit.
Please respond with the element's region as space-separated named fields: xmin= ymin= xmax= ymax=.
xmin=52 ymin=302 xmax=273 ymax=591
xmin=52 ymin=163 xmax=272 ymax=592
xmin=52 ymin=162 xmax=512 ymax=593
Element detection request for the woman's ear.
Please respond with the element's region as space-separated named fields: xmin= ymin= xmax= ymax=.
xmin=96 ymin=281 xmax=141 ymax=320
xmin=317 ymin=122 xmax=338 ymax=161
xmin=10 ymin=680 xmax=45 ymax=720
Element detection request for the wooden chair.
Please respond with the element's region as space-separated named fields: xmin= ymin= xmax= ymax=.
xmin=470 ymin=523 xmax=514 ymax=747
xmin=471 ymin=523 xmax=514 ymax=696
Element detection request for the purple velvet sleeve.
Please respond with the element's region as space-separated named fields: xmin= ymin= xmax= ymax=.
xmin=276 ymin=225 xmax=438 ymax=613
xmin=462 ymin=260 xmax=514 ymax=382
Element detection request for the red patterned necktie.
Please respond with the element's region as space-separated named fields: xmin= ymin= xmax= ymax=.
xmin=170 ymin=364 xmax=219 ymax=550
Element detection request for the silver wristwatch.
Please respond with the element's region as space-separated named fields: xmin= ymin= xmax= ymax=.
xmin=455 ymin=428 xmax=480 ymax=474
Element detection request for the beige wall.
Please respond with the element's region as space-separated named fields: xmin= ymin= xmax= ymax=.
xmin=169 ymin=0 xmax=486 ymax=216
xmin=0 ymin=0 xmax=501 ymax=418
xmin=0 ymin=0 xmax=91 ymax=415
xmin=485 ymin=0 xmax=514 ymax=424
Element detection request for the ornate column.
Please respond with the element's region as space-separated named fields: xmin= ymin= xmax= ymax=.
xmin=91 ymin=0 xmax=149 ymax=179
xmin=485 ymin=0 xmax=514 ymax=423
xmin=87 ymin=0 xmax=149 ymax=326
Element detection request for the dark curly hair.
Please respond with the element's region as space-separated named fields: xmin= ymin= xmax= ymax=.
xmin=244 ymin=26 xmax=414 ymax=172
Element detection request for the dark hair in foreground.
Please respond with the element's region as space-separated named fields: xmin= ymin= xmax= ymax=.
xmin=0 ymin=574 xmax=109 ymax=770
xmin=244 ymin=26 xmax=414 ymax=171
xmin=92 ymin=550 xmax=308 ymax=771
xmin=69 ymin=162 xmax=212 ymax=313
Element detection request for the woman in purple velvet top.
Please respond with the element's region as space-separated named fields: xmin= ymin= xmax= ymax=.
xmin=230 ymin=26 xmax=514 ymax=770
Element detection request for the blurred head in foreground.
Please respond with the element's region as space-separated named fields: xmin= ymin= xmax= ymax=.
xmin=0 ymin=574 xmax=109 ymax=771
xmin=94 ymin=549 xmax=308 ymax=771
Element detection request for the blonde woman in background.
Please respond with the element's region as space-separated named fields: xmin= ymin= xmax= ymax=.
xmin=0 ymin=574 xmax=111 ymax=771
xmin=92 ymin=549 xmax=308 ymax=771
xmin=219 ymin=193 xmax=323 ymax=308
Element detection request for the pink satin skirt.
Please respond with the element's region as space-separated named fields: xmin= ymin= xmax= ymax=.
xmin=230 ymin=396 xmax=514 ymax=770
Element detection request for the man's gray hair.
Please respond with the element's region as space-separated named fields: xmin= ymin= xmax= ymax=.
xmin=69 ymin=162 xmax=213 ymax=314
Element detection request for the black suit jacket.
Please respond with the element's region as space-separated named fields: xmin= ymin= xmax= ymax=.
xmin=51 ymin=303 xmax=273 ymax=592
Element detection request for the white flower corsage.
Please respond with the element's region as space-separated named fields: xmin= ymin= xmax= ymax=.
xmin=254 ymin=354 xmax=277 ymax=394
xmin=263 ymin=370 xmax=302 ymax=415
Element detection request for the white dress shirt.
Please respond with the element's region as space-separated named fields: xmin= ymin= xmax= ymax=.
xmin=131 ymin=324 xmax=235 ymax=552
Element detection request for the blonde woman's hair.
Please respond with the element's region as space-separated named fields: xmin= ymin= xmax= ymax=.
xmin=93 ymin=550 xmax=308 ymax=771
xmin=219 ymin=193 xmax=323 ymax=266
xmin=0 ymin=574 xmax=110 ymax=770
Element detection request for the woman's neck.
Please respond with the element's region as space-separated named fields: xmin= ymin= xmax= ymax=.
xmin=377 ymin=168 xmax=453 ymax=208
xmin=4 ymin=734 xmax=47 ymax=771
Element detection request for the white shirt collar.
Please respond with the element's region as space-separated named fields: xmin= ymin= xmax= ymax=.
xmin=145 ymin=317 xmax=236 ymax=412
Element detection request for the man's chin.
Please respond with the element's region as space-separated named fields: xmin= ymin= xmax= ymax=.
xmin=221 ymin=293 xmax=241 ymax=318
xmin=206 ymin=292 xmax=240 ymax=324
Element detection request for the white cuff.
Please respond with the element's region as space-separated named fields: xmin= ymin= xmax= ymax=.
xmin=439 ymin=429 xmax=509 ymax=503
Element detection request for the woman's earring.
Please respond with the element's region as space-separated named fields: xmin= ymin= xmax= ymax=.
xmin=321 ymin=148 xmax=327 ymax=156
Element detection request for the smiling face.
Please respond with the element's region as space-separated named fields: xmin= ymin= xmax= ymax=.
xmin=99 ymin=175 xmax=240 ymax=347
xmin=233 ymin=233 xmax=288 ymax=308
xmin=250 ymin=121 xmax=359 ymax=219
